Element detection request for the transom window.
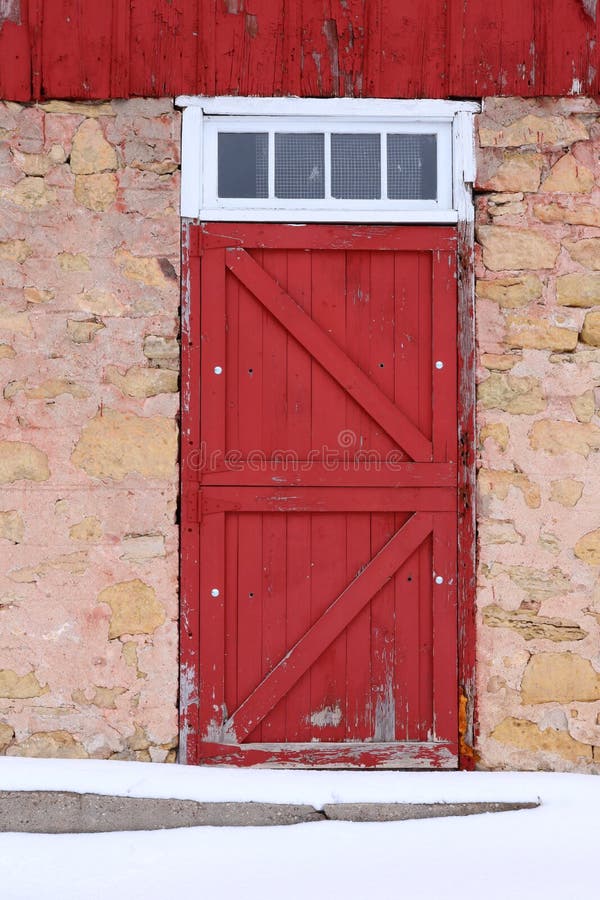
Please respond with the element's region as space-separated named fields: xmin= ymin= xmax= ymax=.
xmin=178 ymin=98 xmax=478 ymax=222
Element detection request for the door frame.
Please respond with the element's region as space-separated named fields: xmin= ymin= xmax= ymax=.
xmin=177 ymin=97 xmax=478 ymax=768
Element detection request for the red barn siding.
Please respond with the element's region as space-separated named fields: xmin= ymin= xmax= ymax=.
xmin=0 ymin=0 xmax=599 ymax=102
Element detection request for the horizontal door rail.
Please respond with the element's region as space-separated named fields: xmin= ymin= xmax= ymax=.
xmin=199 ymin=462 xmax=456 ymax=488
xmin=198 ymin=486 xmax=456 ymax=515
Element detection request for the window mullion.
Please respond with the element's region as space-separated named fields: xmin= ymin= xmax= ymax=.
xmin=324 ymin=131 xmax=332 ymax=201
xmin=381 ymin=131 xmax=388 ymax=201
xmin=268 ymin=131 xmax=275 ymax=199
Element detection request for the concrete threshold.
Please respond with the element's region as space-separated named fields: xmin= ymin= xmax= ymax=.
xmin=0 ymin=791 xmax=539 ymax=833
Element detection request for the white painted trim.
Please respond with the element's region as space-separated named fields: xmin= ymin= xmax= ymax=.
xmin=176 ymin=95 xmax=480 ymax=117
xmin=453 ymin=111 xmax=476 ymax=224
xmin=196 ymin=209 xmax=459 ymax=224
xmin=178 ymin=97 xmax=479 ymax=223
xmin=180 ymin=105 xmax=203 ymax=218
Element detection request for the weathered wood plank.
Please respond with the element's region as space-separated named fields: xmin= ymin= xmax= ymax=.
xmin=197 ymin=740 xmax=457 ymax=768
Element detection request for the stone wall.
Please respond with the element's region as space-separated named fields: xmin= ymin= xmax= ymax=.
xmin=0 ymin=99 xmax=180 ymax=760
xmin=2 ymin=93 xmax=600 ymax=771
xmin=475 ymin=97 xmax=600 ymax=770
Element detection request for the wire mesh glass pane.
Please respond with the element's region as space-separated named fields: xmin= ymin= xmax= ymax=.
xmin=331 ymin=133 xmax=381 ymax=199
xmin=387 ymin=134 xmax=437 ymax=200
xmin=275 ymin=133 xmax=325 ymax=199
xmin=218 ymin=132 xmax=268 ymax=198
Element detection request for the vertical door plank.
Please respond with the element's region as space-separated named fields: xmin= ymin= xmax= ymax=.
xmin=344 ymin=250 xmax=373 ymax=741
xmin=236 ymin=249 xmax=265 ymax=742
xmin=283 ymin=249 xmax=313 ymax=741
xmin=308 ymin=249 xmax=348 ymax=741
xmin=367 ymin=249 xmax=397 ymax=741
xmin=432 ymin=248 xmax=458 ymax=463
xmin=198 ymin=512 xmax=225 ymax=739
xmin=432 ymin=511 xmax=458 ymax=741
xmin=259 ymin=249 xmax=289 ymax=741
xmin=394 ymin=252 xmax=421 ymax=454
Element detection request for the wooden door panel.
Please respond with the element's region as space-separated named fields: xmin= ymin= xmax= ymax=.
xmin=183 ymin=223 xmax=459 ymax=768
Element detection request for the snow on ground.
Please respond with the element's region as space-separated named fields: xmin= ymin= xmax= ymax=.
xmin=0 ymin=758 xmax=597 ymax=900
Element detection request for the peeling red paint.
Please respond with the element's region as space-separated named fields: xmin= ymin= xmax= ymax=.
xmin=581 ymin=0 xmax=597 ymax=23
xmin=1 ymin=2 xmax=599 ymax=101
xmin=0 ymin=0 xmax=20 ymax=27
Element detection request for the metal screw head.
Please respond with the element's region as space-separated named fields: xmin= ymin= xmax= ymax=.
xmin=435 ymin=361 xmax=444 ymax=370
xmin=211 ymin=588 xmax=220 ymax=597
xmin=435 ymin=575 xmax=444 ymax=585
xmin=214 ymin=366 xmax=223 ymax=375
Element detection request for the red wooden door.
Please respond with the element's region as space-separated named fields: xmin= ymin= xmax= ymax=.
xmin=181 ymin=223 xmax=458 ymax=768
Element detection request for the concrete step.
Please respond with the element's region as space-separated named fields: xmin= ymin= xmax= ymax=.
xmin=0 ymin=791 xmax=539 ymax=832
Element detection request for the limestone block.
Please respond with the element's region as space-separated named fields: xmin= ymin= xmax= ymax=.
xmin=115 ymin=249 xmax=177 ymax=288
xmin=480 ymin=353 xmax=518 ymax=371
xmin=476 ymin=274 xmax=542 ymax=308
xmin=58 ymin=252 xmax=90 ymax=272
xmin=0 ymin=510 xmax=24 ymax=543
xmin=534 ymin=203 xmax=600 ymax=227
xmin=72 ymin=686 xmax=126 ymax=709
xmin=12 ymin=145 xmax=66 ymax=176
xmin=126 ymin=724 xmax=150 ymax=751
xmin=69 ymin=517 xmax=103 ymax=543
xmin=23 ymin=378 xmax=89 ymax=400
xmin=478 ymin=373 xmax=546 ymax=414
xmin=121 ymin=643 xmax=146 ymax=679
xmin=76 ymin=289 xmax=123 ymax=317
xmin=0 ymin=344 xmax=16 ymax=358
xmin=530 ymin=419 xmax=600 ymax=456
xmin=479 ymin=422 xmax=510 ymax=451
xmin=581 ymin=310 xmax=600 ymax=346
xmin=0 ymin=309 xmax=33 ymax=335
xmin=24 ymin=288 xmax=55 ymax=304
xmin=71 ymin=409 xmax=177 ymax=480
xmin=478 ymin=519 xmax=522 ymax=544
xmin=74 ymin=173 xmax=117 ymax=211
xmin=557 ymin=273 xmax=600 ymax=307
xmin=70 ymin=119 xmax=117 ymax=174
xmin=0 ymin=723 xmax=14 ymax=751
xmin=521 ymin=653 xmax=600 ymax=703
xmin=491 ymin=717 xmax=592 ymax=762
xmin=120 ymin=534 xmax=166 ymax=560
xmin=40 ymin=101 xmax=114 ymax=117
xmin=541 ymin=154 xmax=595 ymax=193
xmin=506 ymin=315 xmax=578 ymax=351
xmin=9 ymin=551 xmax=89 ymax=583
xmin=488 ymin=192 xmax=524 ymax=204
xmin=6 ymin=731 xmax=88 ymax=759
xmin=142 ymin=335 xmax=178 ymax=364
xmin=479 ymin=114 xmax=588 ymax=148
xmin=564 ymin=238 xmax=600 ymax=270
xmin=12 ymin=107 xmax=44 ymax=153
xmin=550 ymin=479 xmax=584 ymax=506
xmin=98 ymin=578 xmax=166 ymax=639
xmin=482 ymin=606 xmax=587 ymax=642
xmin=0 ymin=670 xmax=48 ymax=699
xmin=477 ymin=226 xmax=560 ymax=271
xmin=478 ymin=469 xmax=540 ymax=508
xmin=488 ymin=200 xmax=525 ymax=217
xmin=571 ymin=390 xmax=595 ymax=423
xmin=105 ymin=364 xmax=178 ymax=398
xmin=0 ymin=441 xmax=50 ymax=483
xmin=8 ymin=176 xmax=56 ymax=209
xmin=0 ymin=239 xmax=32 ymax=263
xmin=66 ymin=318 xmax=105 ymax=343
xmin=488 ymin=564 xmax=572 ymax=599
xmin=574 ymin=529 xmax=600 ymax=565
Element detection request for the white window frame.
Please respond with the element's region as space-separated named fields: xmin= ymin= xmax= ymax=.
xmin=176 ymin=97 xmax=479 ymax=224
